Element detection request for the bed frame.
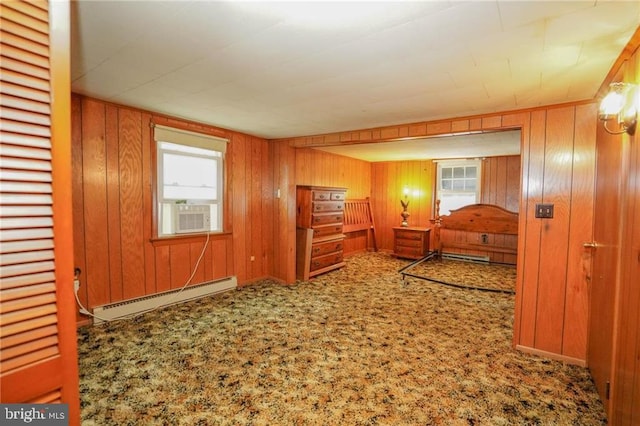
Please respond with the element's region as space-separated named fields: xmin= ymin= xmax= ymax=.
xmin=432 ymin=200 xmax=519 ymax=261
xmin=343 ymin=198 xmax=377 ymax=252
xmin=398 ymin=201 xmax=519 ymax=293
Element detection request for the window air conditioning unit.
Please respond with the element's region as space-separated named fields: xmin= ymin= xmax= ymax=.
xmin=174 ymin=204 xmax=210 ymax=233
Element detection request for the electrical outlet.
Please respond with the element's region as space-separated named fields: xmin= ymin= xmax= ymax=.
xmin=481 ymin=234 xmax=489 ymax=244
xmin=535 ymin=203 xmax=554 ymax=218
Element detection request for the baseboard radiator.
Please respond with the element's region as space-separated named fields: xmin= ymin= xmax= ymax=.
xmin=92 ymin=276 xmax=237 ymax=324
xmin=441 ymin=252 xmax=490 ymax=264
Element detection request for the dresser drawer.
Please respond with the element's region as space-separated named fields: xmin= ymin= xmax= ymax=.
xmin=396 ymin=238 xmax=424 ymax=248
xmin=395 ymin=230 xmax=425 ymax=241
xmin=394 ymin=246 xmax=425 ymax=258
xmin=313 ymin=224 xmax=343 ymax=239
xmin=310 ymin=251 xmax=344 ymax=272
xmin=313 ymin=201 xmax=345 ymax=213
xmin=313 ymin=190 xmax=346 ymax=201
xmin=311 ymin=239 xmax=343 ymax=257
xmin=312 ymin=212 xmax=344 ymax=226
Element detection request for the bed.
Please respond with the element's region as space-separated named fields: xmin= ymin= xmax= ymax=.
xmin=399 ymin=200 xmax=519 ymax=293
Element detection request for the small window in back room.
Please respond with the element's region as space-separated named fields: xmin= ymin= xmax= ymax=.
xmin=436 ymin=159 xmax=482 ymax=216
xmin=154 ymin=125 xmax=228 ymax=236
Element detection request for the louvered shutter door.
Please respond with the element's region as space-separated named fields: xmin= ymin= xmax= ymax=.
xmin=1 ymin=0 xmax=79 ymax=419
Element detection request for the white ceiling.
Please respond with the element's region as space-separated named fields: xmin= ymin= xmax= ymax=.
xmin=71 ymin=1 xmax=639 ymax=144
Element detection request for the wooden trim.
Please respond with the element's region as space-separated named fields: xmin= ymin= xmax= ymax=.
xmin=274 ymin=100 xmax=593 ymax=147
xmin=49 ymin=0 xmax=80 ymax=423
xmin=150 ymin=231 xmax=232 ymax=246
xmin=516 ymin=345 xmax=587 ymax=368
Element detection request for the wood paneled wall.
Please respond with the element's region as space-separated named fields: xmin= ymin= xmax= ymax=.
xmin=608 ymin=36 xmax=640 ymax=425
xmin=514 ymin=103 xmax=596 ymax=364
xmin=71 ymin=95 xmax=274 ymax=320
xmin=278 ymin=104 xmax=597 ymax=364
xmin=369 ymin=155 xmax=520 ymax=258
xmin=295 ymin=148 xmax=371 ymax=199
xmin=481 ymin=155 xmax=521 ymax=212
xmin=294 ymin=148 xmax=372 ymax=255
xmin=370 ymin=160 xmax=436 ymax=252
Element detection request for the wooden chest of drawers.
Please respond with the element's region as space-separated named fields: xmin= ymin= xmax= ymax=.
xmin=296 ymin=186 xmax=347 ymax=280
xmin=393 ymin=226 xmax=431 ymax=260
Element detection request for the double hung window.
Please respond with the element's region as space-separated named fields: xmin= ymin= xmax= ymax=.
xmin=154 ymin=125 xmax=227 ymax=236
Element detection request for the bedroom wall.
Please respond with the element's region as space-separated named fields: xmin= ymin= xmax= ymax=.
xmin=71 ymin=95 xmax=275 ymax=322
xmin=369 ymin=155 xmax=520 ymax=259
xmin=294 ymin=147 xmax=372 ymax=255
xmin=275 ymin=104 xmax=597 ymax=365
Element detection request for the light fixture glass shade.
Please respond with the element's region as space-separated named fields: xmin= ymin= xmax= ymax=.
xmin=599 ymin=90 xmax=625 ymax=118
xmin=599 ymin=82 xmax=638 ymax=135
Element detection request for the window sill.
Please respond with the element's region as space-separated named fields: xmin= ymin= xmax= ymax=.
xmin=150 ymin=231 xmax=232 ymax=246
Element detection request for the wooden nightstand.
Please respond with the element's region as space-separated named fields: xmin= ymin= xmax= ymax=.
xmin=393 ymin=227 xmax=431 ymax=260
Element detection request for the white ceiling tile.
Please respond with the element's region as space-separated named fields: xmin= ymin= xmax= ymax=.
xmin=71 ymin=0 xmax=639 ymax=140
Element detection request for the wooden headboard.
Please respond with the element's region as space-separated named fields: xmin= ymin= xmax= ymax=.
xmin=343 ymin=198 xmax=377 ymax=251
xmin=432 ymin=200 xmax=519 ymax=262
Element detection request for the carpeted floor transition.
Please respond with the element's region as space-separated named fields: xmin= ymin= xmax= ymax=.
xmin=78 ymin=252 xmax=606 ymax=425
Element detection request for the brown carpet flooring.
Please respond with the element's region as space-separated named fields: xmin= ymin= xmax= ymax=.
xmin=78 ymin=252 xmax=606 ymax=425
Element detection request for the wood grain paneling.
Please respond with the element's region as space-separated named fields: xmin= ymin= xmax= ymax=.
xmin=295 ymin=148 xmax=371 ymax=199
xmin=562 ymin=103 xmax=596 ymax=360
xmin=592 ymin=32 xmax=640 ymax=424
xmin=118 ymin=109 xmax=145 ymax=300
xmin=534 ymin=106 xmax=575 ymax=354
xmin=80 ymin=98 xmax=110 ymax=308
xmin=72 ymin=95 xmax=272 ymax=311
xmin=516 ymin=110 xmax=546 ymax=349
xmin=271 ymin=140 xmax=296 ymax=283
xmin=105 ymin=105 xmax=122 ymax=302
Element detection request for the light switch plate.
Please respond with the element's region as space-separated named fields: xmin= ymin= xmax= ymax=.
xmin=535 ymin=203 xmax=554 ymax=218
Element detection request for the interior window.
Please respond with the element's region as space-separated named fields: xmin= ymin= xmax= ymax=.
xmin=154 ymin=125 xmax=227 ymax=236
xmin=436 ymin=159 xmax=481 ymax=216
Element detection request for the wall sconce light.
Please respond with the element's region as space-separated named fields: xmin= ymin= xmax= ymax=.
xmin=599 ymin=82 xmax=638 ymax=136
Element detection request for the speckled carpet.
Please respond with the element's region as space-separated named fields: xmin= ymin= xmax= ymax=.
xmin=401 ymin=256 xmax=517 ymax=293
xmin=78 ymin=252 xmax=606 ymax=425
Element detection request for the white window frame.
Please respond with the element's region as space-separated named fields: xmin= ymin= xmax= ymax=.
xmin=436 ymin=159 xmax=482 ymax=216
xmin=153 ymin=125 xmax=228 ymax=236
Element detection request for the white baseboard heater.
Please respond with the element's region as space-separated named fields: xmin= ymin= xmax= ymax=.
xmin=441 ymin=253 xmax=490 ymax=264
xmin=92 ymin=276 xmax=237 ymax=324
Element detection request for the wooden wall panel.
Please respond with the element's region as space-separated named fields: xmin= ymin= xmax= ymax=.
xmin=609 ymin=37 xmax=640 ymax=425
xmin=481 ymin=156 xmax=521 ymax=212
xmin=72 ymin=95 xmax=271 ymax=313
xmin=562 ymin=103 xmax=596 ymax=360
xmin=231 ymin=133 xmax=247 ymax=284
xmin=294 ymin=148 xmax=371 ymax=199
xmin=271 ymin=140 xmax=296 ymax=283
xmin=534 ymin=106 xmax=575 ymax=354
xmin=154 ymin=246 xmax=171 ymax=293
xmin=118 ymin=109 xmax=145 ymax=300
xmin=141 ymin=112 xmax=156 ymax=296
xmin=105 ymin=105 xmax=122 ymax=302
xmin=70 ymin=95 xmax=86 ymax=322
xmin=516 ymin=110 xmax=545 ymax=348
xmin=80 ymin=98 xmax=110 ymax=308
